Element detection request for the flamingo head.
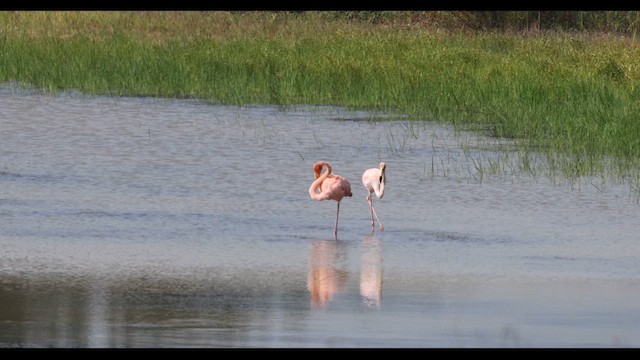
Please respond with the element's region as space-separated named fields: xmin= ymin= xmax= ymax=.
xmin=313 ymin=161 xmax=331 ymax=179
xmin=378 ymin=162 xmax=386 ymax=196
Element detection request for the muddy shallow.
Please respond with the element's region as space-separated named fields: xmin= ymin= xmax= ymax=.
xmin=1 ymin=88 xmax=639 ymax=347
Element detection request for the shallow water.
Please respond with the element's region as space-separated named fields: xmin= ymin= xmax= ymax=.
xmin=1 ymin=88 xmax=639 ymax=348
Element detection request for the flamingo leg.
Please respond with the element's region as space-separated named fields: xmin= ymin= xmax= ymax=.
xmin=334 ymin=201 xmax=341 ymax=240
xmin=367 ymin=193 xmax=375 ymax=232
xmin=367 ymin=193 xmax=384 ymax=232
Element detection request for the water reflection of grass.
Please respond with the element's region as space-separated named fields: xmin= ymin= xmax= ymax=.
xmin=1 ymin=11 xmax=640 ymax=180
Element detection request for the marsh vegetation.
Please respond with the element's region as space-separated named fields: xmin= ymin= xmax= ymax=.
xmin=2 ymin=11 xmax=639 ymax=182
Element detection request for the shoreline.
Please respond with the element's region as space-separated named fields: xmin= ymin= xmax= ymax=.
xmin=1 ymin=11 xmax=639 ymax=174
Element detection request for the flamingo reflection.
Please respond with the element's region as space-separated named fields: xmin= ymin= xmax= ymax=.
xmin=360 ymin=235 xmax=383 ymax=309
xmin=307 ymin=240 xmax=348 ymax=309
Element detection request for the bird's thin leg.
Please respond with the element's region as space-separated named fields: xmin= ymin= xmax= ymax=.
xmin=367 ymin=193 xmax=375 ymax=232
xmin=367 ymin=193 xmax=384 ymax=232
xmin=371 ymin=205 xmax=384 ymax=231
xmin=334 ymin=201 xmax=340 ymax=240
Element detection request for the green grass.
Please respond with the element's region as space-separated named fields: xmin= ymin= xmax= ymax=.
xmin=1 ymin=11 xmax=640 ymax=178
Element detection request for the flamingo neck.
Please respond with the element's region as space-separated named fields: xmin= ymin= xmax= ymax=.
xmin=375 ymin=166 xmax=385 ymax=199
xmin=309 ymin=163 xmax=332 ymax=200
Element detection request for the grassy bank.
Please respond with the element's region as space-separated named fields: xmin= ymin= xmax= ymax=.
xmin=1 ymin=11 xmax=640 ymax=176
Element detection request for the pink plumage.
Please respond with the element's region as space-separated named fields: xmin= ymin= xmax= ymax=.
xmin=309 ymin=161 xmax=352 ymax=239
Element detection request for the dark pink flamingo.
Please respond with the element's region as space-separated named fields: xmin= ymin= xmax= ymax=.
xmin=309 ymin=161 xmax=352 ymax=239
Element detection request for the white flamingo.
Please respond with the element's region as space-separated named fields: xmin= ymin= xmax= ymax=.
xmin=362 ymin=162 xmax=386 ymax=232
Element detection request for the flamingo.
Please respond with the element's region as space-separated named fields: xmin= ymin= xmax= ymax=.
xmin=362 ymin=162 xmax=386 ymax=232
xmin=309 ymin=161 xmax=352 ymax=239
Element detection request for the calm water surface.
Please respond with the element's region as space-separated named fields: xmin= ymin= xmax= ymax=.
xmin=1 ymin=88 xmax=639 ymax=348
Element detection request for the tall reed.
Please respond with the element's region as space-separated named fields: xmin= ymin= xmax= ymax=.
xmin=1 ymin=11 xmax=639 ymax=176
